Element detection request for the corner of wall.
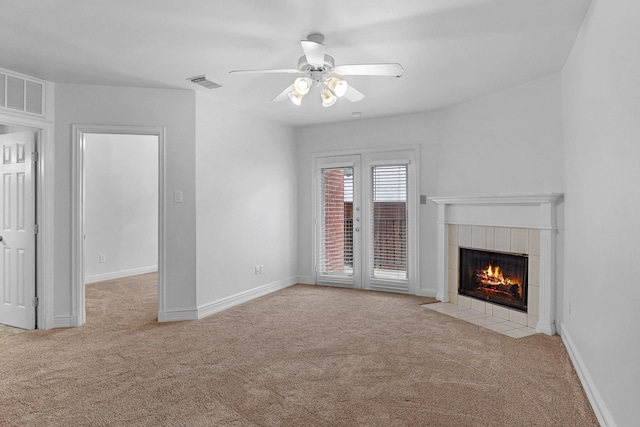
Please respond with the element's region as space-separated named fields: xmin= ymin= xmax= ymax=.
xmin=560 ymin=323 xmax=616 ymax=427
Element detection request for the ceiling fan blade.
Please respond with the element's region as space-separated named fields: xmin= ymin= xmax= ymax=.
xmin=334 ymin=63 xmax=404 ymax=77
xmin=343 ymin=84 xmax=365 ymax=102
xmin=229 ymin=68 xmax=300 ymax=75
xmin=301 ymin=39 xmax=326 ymax=67
xmin=272 ymin=84 xmax=294 ymax=102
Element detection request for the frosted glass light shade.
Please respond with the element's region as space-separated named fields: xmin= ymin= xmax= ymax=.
xmin=327 ymin=77 xmax=348 ymax=97
xmin=321 ymin=88 xmax=337 ymax=107
xmin=293 ymin=77 xmax=312 ymax=95
xmin=288 ymin=91 xmax=304 ymax=105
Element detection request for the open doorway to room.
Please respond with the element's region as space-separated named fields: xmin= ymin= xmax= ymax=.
xmin=83 ymin=133 xmax=158 ymax=322
xmin=72 ymin=125 xmax=165 ymax=326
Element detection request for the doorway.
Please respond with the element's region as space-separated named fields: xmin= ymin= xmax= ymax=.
xmin=83 ymin=133 xmax=158 ymax=286
xmin=314 ymin=150 xmax=418 ymax=294
xmin=72 ymin=125 xmax=165 ymax=326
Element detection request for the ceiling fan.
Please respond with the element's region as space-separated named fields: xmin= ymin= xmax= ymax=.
xmin=229 ymin=33 xmax=404 ymax=107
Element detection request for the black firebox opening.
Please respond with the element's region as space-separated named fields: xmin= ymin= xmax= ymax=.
xmin=459 ymin=248 xmax=528 ymax=312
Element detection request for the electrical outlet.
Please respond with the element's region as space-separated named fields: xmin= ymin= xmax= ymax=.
xmin=259 ymin=265 xmax=264 ymax=274
xmin=254 ymin=265 xmax=260 ymax=275
xmin=99 ymin=254 xmax=106 ymax=263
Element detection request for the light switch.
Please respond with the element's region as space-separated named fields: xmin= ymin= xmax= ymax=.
xmin=174 ymin=190 xmax=184 ymax=203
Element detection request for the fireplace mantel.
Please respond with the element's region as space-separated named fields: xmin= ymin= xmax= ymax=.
xmin=429 ymin=194 xmax=563 ymax=335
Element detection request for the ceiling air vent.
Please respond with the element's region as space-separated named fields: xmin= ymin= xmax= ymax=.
xmin=187 ymin=75 xmax=222 ymax=89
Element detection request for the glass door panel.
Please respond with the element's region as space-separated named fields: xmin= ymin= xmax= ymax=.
xmin=320 ymin=167 xmax=353 ymax=276
xmin=370 ymin=165 xmax=408 ymax=280
xmin=316 ymin=156 xmax=361 ymax=288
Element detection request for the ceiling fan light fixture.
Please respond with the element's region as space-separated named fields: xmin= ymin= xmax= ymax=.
xmin=293 ymin=77 xmax=312 ymax=95
xmin=326 ymin=77 xmax=348 ymax=97
xmin=288 ymin=90 xmax=304 ymax=106
xmin=321 ymin=88 xmax=337 ymax=107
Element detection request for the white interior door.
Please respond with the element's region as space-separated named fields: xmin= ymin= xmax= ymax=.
xmin=0 ymin=131 xmax=36 ymax=329
xmin=316 ymin=151 xmax=417 ymax=294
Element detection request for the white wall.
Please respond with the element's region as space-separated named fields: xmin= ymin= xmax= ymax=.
xmin=562 ymin=0 xmax=640 ymax=425
xmin=195 ymin=93 xmax=297 ymax=306
xmin=55 ymin=85 xmax=197 ymax=320
xmin=295 ymin=74 xmax=564 ymax=296
xmin=437 ymin=74 xmax=564 ymax=196
xmin=84 ymin=133 xmax=158 ymax=282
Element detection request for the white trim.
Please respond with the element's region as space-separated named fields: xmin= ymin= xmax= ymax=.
xmin=416 ymin=288 xmax=438 ymax=298
xmin=53 ymin=316 xmax=76 ymax=328
xmin=429 ymin=194 xmax=563 ymax=205
xmin=84 ymin=266 xmax=158 ymax=284
xmin=296 ymin=276 xmax=314 ymax=285
xmin=0 ymin=110 xmax=55 ymax=330
xmin=196 ymin=277 xmax=297 ymax=319
xmin=368 ymin=159 xmax=411 ymax=166
xmin=429 ymin=194 xmax=563 ymax=230
xmin=561 ymin=324 xmax=615 ymax=427
xmin=158 ymin=308 xmax=198 ymax=322
xmin=312 ymin=144 xmax=421 ymax=159
xmin=72 ymin=124 xmax=166 ymax=327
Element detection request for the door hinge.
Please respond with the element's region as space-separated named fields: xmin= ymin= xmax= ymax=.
xmin=32 ymin=297 xmax=39 ymax=307
xmin=34 ymin=224 xmax=39 ymax=235
xmin=32 ymin=151 xmax=39 ymax=163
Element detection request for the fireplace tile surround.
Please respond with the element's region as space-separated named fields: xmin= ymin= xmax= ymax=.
xmin=449 ymin=224 xmax=539 ymax=327
xmin=429 ymin=194 xmax=562 ymax=336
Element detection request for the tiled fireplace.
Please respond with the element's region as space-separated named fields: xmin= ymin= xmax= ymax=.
xmin=429 ymin=195 xmax=562 ymax=335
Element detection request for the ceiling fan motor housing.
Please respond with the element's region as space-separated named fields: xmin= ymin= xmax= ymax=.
xmin=298 ymin=55 xmax=335 ymax=73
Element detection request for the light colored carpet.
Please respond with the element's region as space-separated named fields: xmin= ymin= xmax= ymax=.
xmin=0 ymin=273 xmax=598 ymax=426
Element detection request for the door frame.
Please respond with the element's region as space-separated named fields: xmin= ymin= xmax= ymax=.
xmin=312 ymin=146 xmax=420 ymax=294
xmin=315 ymin=155 xmax=362 ymax=289
xmin=0 ymin=114 xmax=55 ymax=329
xmin=72 ymin=124 xmax=165 ymax=326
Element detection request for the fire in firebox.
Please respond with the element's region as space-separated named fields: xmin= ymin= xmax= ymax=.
xmin=476 ymin=264 xmax=522 ymax=299
xmin=459 ymin=248 xmax=528 ymax=312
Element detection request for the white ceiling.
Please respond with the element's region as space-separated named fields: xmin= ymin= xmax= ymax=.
xmin=0 ymin=0 xmax=591 ymax=127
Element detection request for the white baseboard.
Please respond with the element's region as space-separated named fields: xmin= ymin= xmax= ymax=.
xmin=296 ymin=276 xmax=315 ymax=285
xmin=560 ymin=323 xmax=615 ymax=427
xmin=53 ymin=315 xmax=77 ymax=328
xmin=40 ymin=316 xmax=55 ymax=330
xmin=416 ymin=288 xmax=438 ymax=297
xmin=85 ymin=265 xmax=158 ymax=284
xmin=196 ymin=276 xmax=297 ymax=320
xmin=158 ymin=308 xmax=198 ymax=322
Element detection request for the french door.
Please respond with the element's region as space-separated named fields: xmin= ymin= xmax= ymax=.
xmin=315 ymin=152 xmax=416 ymax=293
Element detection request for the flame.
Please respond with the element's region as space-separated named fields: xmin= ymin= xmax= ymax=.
xmin=476 ymin=263 xmax=522 ymax=298
xmin=486 ymin=264 xmax=508 ymax=284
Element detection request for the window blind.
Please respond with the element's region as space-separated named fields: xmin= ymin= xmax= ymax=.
xmin=370 ymin=165 xmax=407 ymax=279
xmin=320 ymin=167 xmax=354 ymax=276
